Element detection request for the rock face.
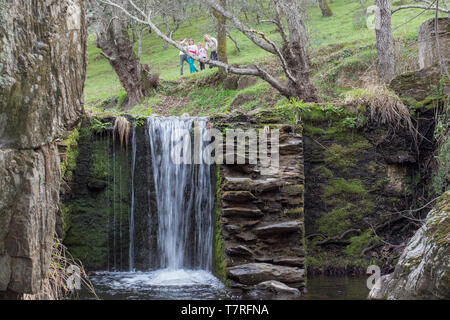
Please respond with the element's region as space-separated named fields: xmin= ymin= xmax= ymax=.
xmin=418 ymin=18 xmax=450 ymax=70
xmin=369 ymin=191 xmax=450 ymax=300
xmin=0 ymin=0 xmax=87 ymax=149
xmin=211 ymin=112 xmax=305 ymax=292
xmin=0 ymin=0 xmax=87 ymax=297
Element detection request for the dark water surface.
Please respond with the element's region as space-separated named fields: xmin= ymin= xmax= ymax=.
xmin=304 ymin=275 xmax=370 ymax=300
xmin=80 ymin=272 xmax=369 ymax=300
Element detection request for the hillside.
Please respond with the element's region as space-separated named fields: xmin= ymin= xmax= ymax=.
xmin=85 ymin=0 xmax=443 ymax=117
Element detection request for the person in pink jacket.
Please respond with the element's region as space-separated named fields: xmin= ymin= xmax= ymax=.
xmin=197 ymin=43 xmax=207 ymax=71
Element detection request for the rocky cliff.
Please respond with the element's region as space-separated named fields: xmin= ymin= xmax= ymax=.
xmin=0 ymin=0 xmax=87 ymax=298
xmin=369 ymin=191 xmax=449 ymax=300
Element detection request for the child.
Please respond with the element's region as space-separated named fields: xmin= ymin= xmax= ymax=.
xmin=179 ymin=38 xmax=188 ymax=76
xmin=198 ymin=43 xmax=207 ymax=71
xmin=187 ymin=39 xmax=198 ymax=74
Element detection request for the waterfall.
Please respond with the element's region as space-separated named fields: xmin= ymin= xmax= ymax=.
xmin=129 ymin=127 xmax=136 ymax=271
xmin=145 ymin=117 xmax=213 ymax=271
xmin=90 ymin=117 xmax=225 ymax=299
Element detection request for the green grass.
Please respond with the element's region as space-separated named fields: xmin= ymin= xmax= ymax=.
xmin=85 ymin=0 xmax=444 ymax=114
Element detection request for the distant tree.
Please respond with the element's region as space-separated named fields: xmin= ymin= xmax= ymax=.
xmin=318 ymin=0 xmax=333 ymax=17
xmin=211 ymin=0 xmax=229 ymax=76
xmin=374 ymin=0 xmax=395 ymax=83
xmin=146 ymin=0 xmax=190 ymax=50
xmin=373 ymin=0 xmax=449 ymax=83
xmin=101 ymin=0 xmax=317 ymax=102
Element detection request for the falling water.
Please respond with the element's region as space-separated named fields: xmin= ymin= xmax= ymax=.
xmin=129 ymin=127 xmax=137 ymax=271
xmin=91 ymin=117 xmax=223 ymax=299
xmin=147 ymin=117 xmax=213 ymax=271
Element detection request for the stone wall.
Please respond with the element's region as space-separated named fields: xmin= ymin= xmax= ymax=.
xmin=0 ymin=0 xmax=87 ymax=297
xmin=418 ymin=18 xmax=450 ymax=70
xmin=211 ymin=111 xmax=306 ymax=296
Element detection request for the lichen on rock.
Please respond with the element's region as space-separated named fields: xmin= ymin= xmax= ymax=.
xmin=369 ymin=191 xmax=450 ymax=300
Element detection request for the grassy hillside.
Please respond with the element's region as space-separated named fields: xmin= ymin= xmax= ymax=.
xmin=85 ymin=0 xmax=442 ymax=116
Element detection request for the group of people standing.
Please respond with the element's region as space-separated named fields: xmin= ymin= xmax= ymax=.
xmin=179 ymin=34 xmax=218 ymax=75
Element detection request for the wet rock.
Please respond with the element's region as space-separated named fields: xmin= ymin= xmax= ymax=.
xmin=222 ymin=207 xmax=263 ymax=218
xmin=87 ymin=178 xmax=108 ymax=192
xmin=279 ymin=138 xmax=303 ymax=155
xmin=369 ymin=191 xmax=450 ymax=300
xmin=0 ymin=0 xmax=87 ymax=296
xmin=235 ymin=232 xmax=258 ymax=242
xmin=228 ymin=263 xmax=305 ymax=286
xmin=241 ymin=220 xmax=261 ymax=228
xmin=254 ymin=280 xmax=300 ymax=296
xmin=224 ymin=224 xmax=241 ymax=235
xmin=273 ymin=257 xmax=305 ymax=268
xmin=222 ymin=191 xmax=256 ymax=202
xmin=223 ymin=177 xmax=253 ymax=191
xmin=0 ymin=146 xmax=61 ymax=294
xmin=223 ymin=177 xmax=285 ymax=193
xmin=226 ymin=245 xmax=254 ymax=257
xmin=254 ymin=221 xmax=302 ymax=236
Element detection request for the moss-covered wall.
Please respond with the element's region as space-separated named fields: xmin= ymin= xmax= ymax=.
xmin=294 ymin=96 xmax=442 ymax=274
xmin=212 ymin=165 xmax=227 ymax=284
xmin=62 ymin=119 xmax=131 ymax=270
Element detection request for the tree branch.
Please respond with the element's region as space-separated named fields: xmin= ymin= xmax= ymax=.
xmin=98 ymin=0 xmax=274 ymax=79
xmin=392 ymin=4 xmax=450 ymax=14
xmin=204 ymin=0 xmax=277 ymax=54
xmin=248 ymin=28 xmax=297 ymax=84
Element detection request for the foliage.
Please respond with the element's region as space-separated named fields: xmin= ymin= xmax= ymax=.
xmin=24 ymin=238 xmax=97 ymax=300
xmin=60 ymin=127 xmax=80 ymax=181
xmin=345 ymin=85 xmax=415 ymax=133
xmin=344 ymin=231 xmax=376 ymax=258
xmin=91 ymin=118 xmax=112 ymax=134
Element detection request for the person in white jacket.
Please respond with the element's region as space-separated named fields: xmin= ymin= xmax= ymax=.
xmin=204 ymin=34 xmax=218 ymax=68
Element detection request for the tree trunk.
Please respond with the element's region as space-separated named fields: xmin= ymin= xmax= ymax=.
xmin=97 ymin=19 xmax=144 ymax=108
xmin=374 ymin=0 xmax=395 ymax=83
xmin=318 ymin=0 xmax=333 ymax=17
xmin=213 ymin=0 xmax=228 ymax=77
xmin=280 ymin=0 xmax=317 ymax=101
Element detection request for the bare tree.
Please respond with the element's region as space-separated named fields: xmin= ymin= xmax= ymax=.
xmin=146 ymin=0 xmax=188 ymax=50
xmin=318 ymin=0 xmax=333 ymax=17
xmin=211 ymin=0 xmax=229 ymax=76
xmin=391 ymin=0 xmax=449 ymax=14
xmin=374 ymin=0 xmax=395 ymax=83
xmin=91 ymin=0 xmax=153 ymax=107
xmin=373 ymin=0 xmax=449 ymax=83
xmin=100 ymin=0 xmax=317 ymax=101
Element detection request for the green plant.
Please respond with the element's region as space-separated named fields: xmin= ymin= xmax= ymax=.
xmin=344 ymin=231 xmax=376 ymax=258
xmin=24 ymin=237 xmax=97 ymax=300
xmin=91 ymin=118 xmax=112 ymax=134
